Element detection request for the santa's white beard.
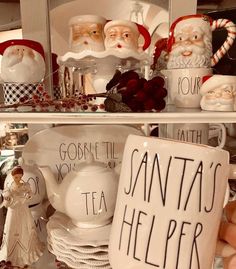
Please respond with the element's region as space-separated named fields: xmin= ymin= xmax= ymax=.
xmin=167 ymin=44 xmax=212 ymax=69
xmin=1 ymin=54 xmax=45 ymax=83
xmin=5 ymin=54 xmax=23 ymax=67
xmin=70 ymin=37 xmax=105 ymax=53
xmin=201 ymin=96 xmax=234 ymax=111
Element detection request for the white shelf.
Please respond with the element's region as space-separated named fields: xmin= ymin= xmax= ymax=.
xmin=0 ymin=107 xmax=236 ymax=124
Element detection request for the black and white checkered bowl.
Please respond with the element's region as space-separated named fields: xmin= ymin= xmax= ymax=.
xmin=2 ymin=82 xmax=42 ymax=105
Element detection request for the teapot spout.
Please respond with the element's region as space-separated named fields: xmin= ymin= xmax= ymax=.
xmin=38 ymin=166 xmax=64 ymax=213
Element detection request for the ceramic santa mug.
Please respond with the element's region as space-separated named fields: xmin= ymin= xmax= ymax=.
xmin=166 ymin=14 xmax=236 ymax=69
xmin=200 ymin=75 xmax=236 ymax=112
xmin=68 ymin=15 xmax=107 ymax=53
xmin=0 ymin=39 xmax=45 ymax=83
xmin=161 ymin=67 xmax=212 ymax=107
xmin=0 ymin=39 xmax=46 ymax=105
xmin=104 ymin=20 xmax=151 ymax=53
xmin=109 ymin=134 xmax=236 ymax=269
xmin=171 ymin=123 xmax=226 ymax=147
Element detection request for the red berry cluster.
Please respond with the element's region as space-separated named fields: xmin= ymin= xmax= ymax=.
xmin=32 ymin=94 xmax=104 ymax=112
xmin=35 ymin=85 xmax=51 ymax=101
xmin=0 ymin=260 xmax=28 ymax=269
xmin=13 ymin=93 xmax=105 ymax=113
xmin=106 ymin=70 xmax=167 ymax=112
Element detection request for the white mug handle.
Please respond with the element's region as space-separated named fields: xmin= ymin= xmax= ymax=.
xmin=211 ymin=19 xmax=236 ymax=66
xmin=209 ymin=123 xmax=226 ymax=148
xmin=225 ymin=163 xmax=236 ymax=207
xmin=223 ymin=183 xmax=230 ymax=207
xmin=222 ymin=164 xmax=236 ymax=209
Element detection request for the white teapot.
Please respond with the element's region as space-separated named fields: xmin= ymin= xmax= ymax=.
xmin=38 ymin=153 xmax=119 ymax=228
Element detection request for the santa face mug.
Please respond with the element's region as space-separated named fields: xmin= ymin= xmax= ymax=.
xmin=161 ymin=67 xmax=212 ymax=107
xmin=104 ymin=20 xmax=151 ymax=53
xmin=68 ymin=14 xmax=107 ymax=53
xmin=0 ymin=39 xmax=46 ymax=105
xmin=166 ymin=14 xmax=236 ymax=69
xmin=200 ymin=75 xmax=236 ymax=112
xmin=0 ymin=39 xmax=45 ymax=83
xmin=109 ymin=134 xmax=236 ymax=269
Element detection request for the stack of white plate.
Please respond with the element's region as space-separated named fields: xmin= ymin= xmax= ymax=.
xmin=47 ymin=212 xmax=112 ymax=269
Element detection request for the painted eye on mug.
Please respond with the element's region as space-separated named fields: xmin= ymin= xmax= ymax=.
xmin=222 ymin=89 xmax=234 ymax=97
xmin=191 ymin=33 xmax=202 ymax=41
xmin=176 ymin=35 xmax=183 ymax=41
xmin=208 ymin=90 xmax=215 ymax=95
xmin=109 ymin=32 xmax=117 ymax=38
xmin=123 ymin=32 xmax=131 ymax=39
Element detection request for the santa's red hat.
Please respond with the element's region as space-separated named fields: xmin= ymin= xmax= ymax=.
xmin=104 ymin=20 xmax=151 ymax=51
xmin=200 ymin=75 xmax=236 ymax=95
xmin=0 ymin=39 xmax=45 ymax=59
xmin=167 ymin=14 xmax=213 ymax=52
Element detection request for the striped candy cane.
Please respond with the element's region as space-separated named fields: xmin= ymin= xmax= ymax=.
xmin=211 ymin=18 xmax=236 ymax=66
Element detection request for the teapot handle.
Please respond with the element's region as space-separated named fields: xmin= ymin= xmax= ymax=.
xmin=211 ymin=18 xmax=236 ymax=67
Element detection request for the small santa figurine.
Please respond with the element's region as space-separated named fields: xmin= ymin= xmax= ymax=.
xmin=167 ymin=15 xmax=213 ymax=69
xmin=0 ymin=39 xmax=46 ymax=83
xmin=104 ymin=20 xmax=150 ymax=53
xmin=200 ymin=75 xmax=236 ymax=111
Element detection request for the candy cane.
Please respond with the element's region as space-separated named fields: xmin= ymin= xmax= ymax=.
xmin=211 ymin=18 xmax=236 ymax=66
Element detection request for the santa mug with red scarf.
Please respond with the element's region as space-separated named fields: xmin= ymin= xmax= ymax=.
xmin=166 ymin=14 xmax=236 ymax=69
xmin=0 ymin=39 xmax=46 ymax=83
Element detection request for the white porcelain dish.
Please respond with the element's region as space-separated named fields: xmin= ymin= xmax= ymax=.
xmin=47 ymin=212 xmax=111 ymax=246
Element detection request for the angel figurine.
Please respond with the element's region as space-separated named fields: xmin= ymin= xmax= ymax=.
xmin=0 ymin=166 xmax=45 ymax=267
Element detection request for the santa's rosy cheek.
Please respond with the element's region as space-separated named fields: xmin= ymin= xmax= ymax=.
xmin=24 ymin=49 xmax=33 ymax=56
xmin=193 ymin=40 xmax=205 ymax=47
xmin=9 ymin=50 xmax=18 ymax=56
xmin=173 ymin=41 xmax=182 ymax=47
xmin=91 ymin=35 xmax=103 ymax=42
xmin=222 ymin=93 xmax=233 ymax=99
